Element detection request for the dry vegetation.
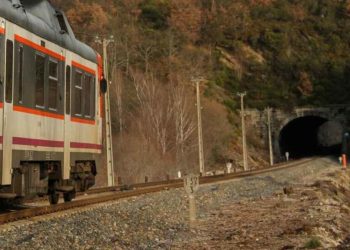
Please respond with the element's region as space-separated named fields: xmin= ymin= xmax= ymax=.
xmin=50 ymin=0 xmax=350 ymax=184
xmin=50 ymin=0 xmax=258 ymax=184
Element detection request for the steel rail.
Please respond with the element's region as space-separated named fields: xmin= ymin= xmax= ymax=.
xmin=0 ymin=157 xmax=315 ymax=225
xmin=25 ymin=158 xmax=313 ymax=203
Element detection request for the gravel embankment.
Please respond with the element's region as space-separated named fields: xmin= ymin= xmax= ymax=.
xmin=0 ymin=158 xmax=338 ymax=249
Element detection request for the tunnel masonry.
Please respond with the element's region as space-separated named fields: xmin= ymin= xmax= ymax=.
xmin=244 ymin=106 xmax=350 ymax=162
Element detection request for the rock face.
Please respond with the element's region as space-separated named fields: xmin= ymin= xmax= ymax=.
xmin=0 ymin=157 xmax=348 ymax=249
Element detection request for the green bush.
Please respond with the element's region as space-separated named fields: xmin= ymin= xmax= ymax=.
xmin=140 ymin=0 xmax=170 ymax=30
xmin=304 ymin=237 xmax=322 ymax=249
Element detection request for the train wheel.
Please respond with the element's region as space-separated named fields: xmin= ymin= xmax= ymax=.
xmin=63 ymin=192 xmax=74 ymax=203
xmin=49 ymin=193 xmax=59 ymax=205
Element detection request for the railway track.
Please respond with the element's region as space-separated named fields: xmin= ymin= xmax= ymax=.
xmin=0 ymin=157 xmax=316 ymax=225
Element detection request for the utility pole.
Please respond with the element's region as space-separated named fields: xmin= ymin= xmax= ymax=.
xmin=96 ymin=36 xmax=115 ymax=187
xmin=192 ymin=78 xmax=205 ymax=176
xmin=237 ymin=92 xmax=248 ymax=171
xmin=266 ymin=107 xmax=274 ymax=166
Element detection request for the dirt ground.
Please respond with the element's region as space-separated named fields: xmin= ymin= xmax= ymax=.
xmin=2 ymin=158 xmax=350 ymax=250
xmin=173 ymin=160 xmax=350 ymax=249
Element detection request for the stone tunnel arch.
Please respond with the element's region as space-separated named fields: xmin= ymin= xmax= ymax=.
xmin=277 ymin=114 xmax=344 ymax=160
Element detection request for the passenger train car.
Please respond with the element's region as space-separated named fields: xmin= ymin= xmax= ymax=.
xmin=0 ymin=0 xmax=105 ymax=204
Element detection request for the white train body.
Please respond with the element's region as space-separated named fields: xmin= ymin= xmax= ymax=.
xmin=0 ymin=0 xmax=104 ymax=204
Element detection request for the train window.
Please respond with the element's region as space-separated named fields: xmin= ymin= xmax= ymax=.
xmin=66 ymin=66 xmax=71 ymax=114
xmin=48 ymin=60 xmax=58 ymax=110
xmin=56 ymin=12 xmax=68 ymax=34
xmin=84 ymin=75 xmax=91 ymax=117
xmin=5 ymin=40 xmax=13 ymax=103
xmin=18 ymin=46 xmax=24 ymax=103
xmin=74 ymin=71 xmax=83 ymax=115
xmin=35 ymin=54 xmax=45 ymax=108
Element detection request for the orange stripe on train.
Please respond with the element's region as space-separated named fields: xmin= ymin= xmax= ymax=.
xmin=71 ymin=117 xmax=96 ymax=125
xmin=72 ymin=61 xmax=96 ymax=75
xmin=13 ymin=106 xmax=64 ymax=120
xmin=15 ymin=35 xmax=65 ymax=61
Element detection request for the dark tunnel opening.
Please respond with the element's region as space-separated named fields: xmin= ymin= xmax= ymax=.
xmin=279 ymin=116 xmax=342 ymax=159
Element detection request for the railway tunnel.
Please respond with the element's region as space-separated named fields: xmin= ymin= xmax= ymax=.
xmin=279 ymin=116 xmax=343 ymax=159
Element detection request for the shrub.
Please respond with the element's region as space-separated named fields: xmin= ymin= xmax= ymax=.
xmin=304 ymin=237 xmax=322 ymax=249
xmin=140 ymin=0 xmax=170 ymax=30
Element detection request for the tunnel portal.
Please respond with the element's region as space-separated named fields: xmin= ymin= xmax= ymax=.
xmin=279 ymin=116 xmax=342 ymax=159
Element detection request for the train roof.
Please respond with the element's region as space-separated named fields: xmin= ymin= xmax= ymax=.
xmin=0 ymin=0 xmax=97 ymax=63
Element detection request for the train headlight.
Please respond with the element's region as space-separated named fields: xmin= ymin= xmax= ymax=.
xmin=100 ymin=78 xmax=107 ymax=94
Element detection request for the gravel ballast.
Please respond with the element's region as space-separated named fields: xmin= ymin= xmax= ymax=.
xmin=0 ymin=158 xmax=339 ymax=249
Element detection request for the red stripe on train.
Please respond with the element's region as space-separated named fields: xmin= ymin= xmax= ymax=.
xmin=11 ymin=137 xmax=102 ymax=150
xmin=15 ymin=35 xmax=65 ymax=61
xmin=13 ymin=137 xmax=64 ymax=148
xmin=70 ymin=142 xmax=102 ymax=150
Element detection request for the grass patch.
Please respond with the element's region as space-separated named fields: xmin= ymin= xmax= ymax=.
xmin=304 ymin=237 xmax=322 ymax=249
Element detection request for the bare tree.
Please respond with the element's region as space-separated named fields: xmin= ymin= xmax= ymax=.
xmin=163 ymin=30 xmax=178 ymax=79
xmin=137 ymin=44 xmax=154 ymax=75
xmin=172 ymin=82 xmax=196 ymax=168
xmin=130 ymin=70 xmax=175 ymax=155
xmin=111 ymin=68 xmax=124 ymax=136
xmin=112 ymin=29 xmax=139 ymax=74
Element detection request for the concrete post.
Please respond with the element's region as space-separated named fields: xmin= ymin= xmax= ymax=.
xmin=189 ymin=194 xmax=196 ymax=225
xmin=267 ymin=107 xmax=274 ymax=166
xmin=96 ymin=36 xmax=115 ymax=187
xmin=192 ymin=78 xmax=205 ymax=176
xmin=238 ymin=92 xmax=248 ymax=171
xmin=184 ymin=175 xmax=199 ymax=227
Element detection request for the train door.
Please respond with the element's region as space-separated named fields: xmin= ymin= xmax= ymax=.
xmin=63 ymin=51 xmax=71 ymax=180
xmin=2 ymin=19 xmax=13 ymax=185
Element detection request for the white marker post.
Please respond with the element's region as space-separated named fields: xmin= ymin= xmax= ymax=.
xmin=226 ymin=161 xmax=232 ymax=174
xmin=285 ymin=151 xmax=289 ymax=162
xmin=184 ymin=174 xmax=200 ymax=226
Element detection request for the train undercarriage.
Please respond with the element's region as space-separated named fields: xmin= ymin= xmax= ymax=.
xmin=0 ymin=161 xmax=96 ymax=205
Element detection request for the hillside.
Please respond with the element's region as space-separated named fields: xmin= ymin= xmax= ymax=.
xmin=51 ymin=0 xmax=350 ymax=184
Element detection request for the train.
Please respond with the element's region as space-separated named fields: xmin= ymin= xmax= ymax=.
xmin=0 ymin=0 xmax=106 ymax=205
